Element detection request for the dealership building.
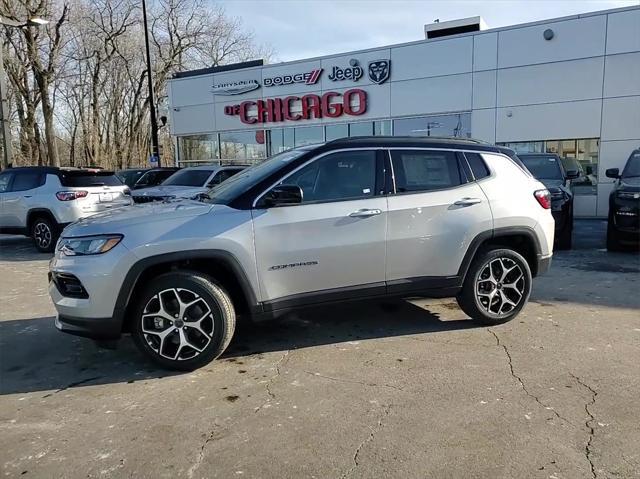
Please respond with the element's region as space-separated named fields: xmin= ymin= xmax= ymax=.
xmin=167 ymin=5 xmax=640 ymax=217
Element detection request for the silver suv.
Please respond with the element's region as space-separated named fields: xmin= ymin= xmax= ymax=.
xmin=0 ymin=167 xmax=132 ymax=252
xmin=49 ymin=138 xmax=555 ymax=370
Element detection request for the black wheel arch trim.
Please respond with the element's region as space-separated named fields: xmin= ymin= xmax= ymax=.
xmin=27 ymin=208 xmax=59 ymax=229
xmin=112 ymin=250 xmax=259 ymax=333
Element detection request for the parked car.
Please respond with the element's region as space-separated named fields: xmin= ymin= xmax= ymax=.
xmin=518 ymin=153 xmax=579 ymax=249
xmin=131 ymin=165 xmax=245 ymax=203
xmin=117 ymin=168 xmax=150 ymax=187
xmin=132 ymin=167 xmax=180 ymax=189
xmin=49 ymin=137 xmax=554 ymax=370
xmin=0 ymin=167 xmax=132 ymax=252
xmin=605 ymin=148 xmax=640 ymax=251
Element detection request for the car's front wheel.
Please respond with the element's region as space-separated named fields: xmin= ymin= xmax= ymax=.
xmin=131 ymin=271 xmax=236 ymax=371
xmin=457 ymin=248 xmax=532 ymax=325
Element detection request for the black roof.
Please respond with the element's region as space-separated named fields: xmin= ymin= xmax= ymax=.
xmin=3 ymin=166 xmax=116 ymax=175
xmin=322 ymin=136 xmax=514 ymax=154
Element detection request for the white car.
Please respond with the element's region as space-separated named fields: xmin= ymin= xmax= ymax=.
xmin=49 ymin=137 xmax=554 ymax=370
xmin=0 ymin=167 xmax=132 ymax=252
xmin=131 ymin=165 xmax=245 ymax=203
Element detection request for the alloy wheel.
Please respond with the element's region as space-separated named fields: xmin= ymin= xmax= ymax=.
xmin=34 ymin=222 xmax=52 ymax=249
xmin=141 ymin=288 xmax=215 ymax=361
xmin=476 ymin=257 xmax=525 ymax=316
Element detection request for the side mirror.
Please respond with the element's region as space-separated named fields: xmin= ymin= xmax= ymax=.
xmin=565 ymin=169 xmax=580 ymax=180
xmin=263 ymin=184 xmax=303 ymax=207
xmin=605 ymin=168 xmax=620 ymax=179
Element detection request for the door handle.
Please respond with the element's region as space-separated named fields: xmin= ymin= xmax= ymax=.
xmin=349 ymin=208 xmax=382 ymax=218
xmin=453 ymin=197 xmax=482 ymax=207
xmin=23 ymin=195 xmax=32 ymax=198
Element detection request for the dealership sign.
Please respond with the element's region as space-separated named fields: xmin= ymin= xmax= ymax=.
xmin=264 ymin=69 xmax=323 ymax=87
xmin=224 ymin=89 xmax=367 ymax=124
xmin=212 ymin=79 xmax=260 ymax=95
xmin=328 ymin=59 xmax=363 ymax=82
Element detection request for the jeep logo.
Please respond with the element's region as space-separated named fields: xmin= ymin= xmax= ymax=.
xmin=328 ymin=59 xmax=363 ymax=82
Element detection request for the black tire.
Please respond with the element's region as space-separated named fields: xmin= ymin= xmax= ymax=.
xmin=606 ymin=218 xmax=623 ymax=252
xmin=131 ymin=271 xmax=235 ymax=371
xmin=556 ymin=222 xmax=573 ymax=250
xmin=456 ymin=248 xmax=532 ymax=325
xmin=31 ymin=216 xmax=57 ymax=253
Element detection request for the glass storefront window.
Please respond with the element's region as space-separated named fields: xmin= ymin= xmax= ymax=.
xmin=294 ymin=126 xmax=324 ymax=147
xmin=349 ymin=121 xmax=373 ymax=137
xmin=501 ymin=138 xmax=599 ymax=195
xmin=269 ymin=129 xmax=284 ymax=156
xmin=178 ymin=134 xmax=219 ymax=165
xmin=284 ymin=128 xmax=295 ymax=151
xmin=374 ymin=120 xmax=392 ymax=136
xmin=326 ymin=123 xmax=349 ymax=141
xmin=219 ymin=130 xmax=266 ymax=162
xmin=393 ymin=113 xmax=471 ymax=138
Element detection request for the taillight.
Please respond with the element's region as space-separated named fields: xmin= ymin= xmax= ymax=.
xmin=534 ymin=189 xmax=551 ymax=209
xmin=56 ymin=190 xmax=88 ymax=201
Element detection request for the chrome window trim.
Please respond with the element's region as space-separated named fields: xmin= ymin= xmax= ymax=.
xmin=252 ymin=147 xmax=386 ymax=208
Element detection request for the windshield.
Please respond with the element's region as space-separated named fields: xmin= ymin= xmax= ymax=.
xmin=520 ymin=155 xmax=563 ymax=180
xmin=162 ymin=169 xmax=214 ymax=187
xmin=203 ymin=148 xmax=310 ymax=204
xmin=622 ymin=151 xmax=640 ymax=178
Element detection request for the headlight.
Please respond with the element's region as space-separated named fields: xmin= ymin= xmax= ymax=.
xmin=58 ymin=234 xmax=123 ymax=256
xmin=617 ymin=191 xmax=640 ymax=199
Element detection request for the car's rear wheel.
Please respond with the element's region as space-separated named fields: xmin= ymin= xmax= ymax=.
xmin=457 ymin=248 xmax=532 ymax=325
xmin=31 ymin=216 xmax=57 ymax=253
xmin=131 ymin=271 xmax=235 ymax=371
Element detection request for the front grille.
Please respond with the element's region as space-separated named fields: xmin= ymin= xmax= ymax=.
xmin=51 ymin=272 xmax=89 ymax=299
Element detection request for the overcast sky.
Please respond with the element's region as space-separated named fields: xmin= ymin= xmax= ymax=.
xmin=216 ymin=0 xmax=639 ymax=62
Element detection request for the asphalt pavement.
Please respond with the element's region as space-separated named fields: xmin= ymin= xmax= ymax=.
xmin=1 ymin=220 xmax=639 ymax=478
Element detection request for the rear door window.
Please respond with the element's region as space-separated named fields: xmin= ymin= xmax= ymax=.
xmin=390 ymin=150 xmax=463 ymax=193
xmin=11 ymin=171 xmax=44 ymax=191
xmin=59 ymin=172 xmax=123 ymax=187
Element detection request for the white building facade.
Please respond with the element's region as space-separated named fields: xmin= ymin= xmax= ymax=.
xmin=167 ymin=5 xmax=640 ymax=217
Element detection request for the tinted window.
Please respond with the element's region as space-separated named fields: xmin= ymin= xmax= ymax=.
xmin=137 ymin=170 xmax=177 ymax=187
xmin=520 ymin=155 xmax=563 ymax=180
xmin=162 ymin=169 xmax=215 ymax=187
xmin=11 ymin=171 xmax=43 ymax=191
xmin=0 ymin=173 xmax=13 ymax=193
xmin=60 ymin=172 xmax=123 ymax=187
xmin=622 ymin=151 xmax=640 ymax=178
xmin=209 ymin=169 xmax=242 ymax=186
xmin=391 ymin=150 xmax=462 ymax=193
xmin=118 ymin=169 xmax=146 ymax=186
xmin=282 ymin=151 xmax=377 ymax=203
xmin=204 ymin=148 xmax=310 ymax=205
xmin=465 ymin=152 xmax=491 ymax=180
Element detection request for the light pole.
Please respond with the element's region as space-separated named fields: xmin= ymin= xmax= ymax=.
xmin=141 ymin=0 xmax=161 ymax=167
xmin=0 ymin=16 xmax=49 ymax=170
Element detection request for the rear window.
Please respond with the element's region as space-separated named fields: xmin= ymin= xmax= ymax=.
xmin=59 ymin=171 xmax=123 ymax=187
xmin=520 ymin=155 xmax=563 ymax=180
xmin=162 ymin=169 xmax=214 ymax=187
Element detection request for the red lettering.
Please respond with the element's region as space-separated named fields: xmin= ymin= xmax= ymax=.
xmin=301 ymin=94 xmax=322 ymax=120
xmin=239 ymin=101 xmax=257 ymax=124
xmin=283 ymin=96 xmax=301 ymax=121
xmin=273 ymin=98 xmax=283 ymax=122
xmin=343 ymin=89 xmax=367 ymax=116
xmin=322 ymin=92 xmax=343 ymax=118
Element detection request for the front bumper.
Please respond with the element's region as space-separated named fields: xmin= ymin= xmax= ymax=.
xmin=55 ymin=314 xmax=122 ymax=340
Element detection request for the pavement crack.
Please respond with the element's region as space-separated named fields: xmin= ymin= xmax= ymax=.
xmin=187 ymin=425 xmax=222 ymax=479
xmin=488 ymin=329 xmax=572 ymax=425
xmin=42 ymin=376 xmax=103 ymax=398
xmin=302 ymin=370 xmax=404 ymax=392
xmin=570 ymin=373 xmax=598 ymax=479
xmin=340 ymin=404 xmax=392 ymax=479
xmin=255 ymin=350 xmax=290 ymax=413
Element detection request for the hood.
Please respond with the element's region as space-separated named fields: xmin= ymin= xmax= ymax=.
xmin=620 ymin=177 xmax=640 ymax=190
xmin=132 ymin=185 xmax=208 ymax=198
xmin=62 ymin=200 xmax=213 ymax=237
